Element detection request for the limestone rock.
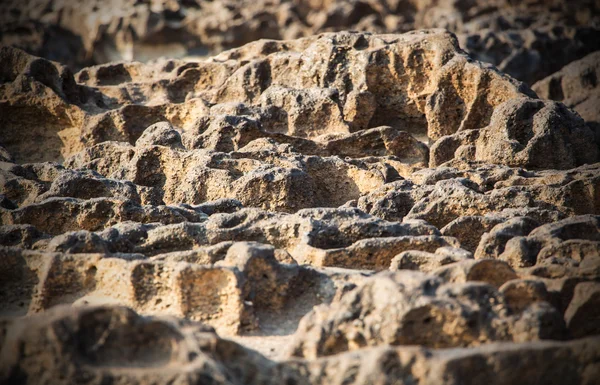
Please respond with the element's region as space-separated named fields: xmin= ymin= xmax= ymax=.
xmin=135 ymin=121 xmax=185 ymax=149
xmin=65 ymin=140 xmax=404 ymax=211
xmin=287 ymin=336 xmax=600 ymax=385
xmin=475 ymin=217 xmax=540 ymax=260
xmin=219 ymin=242 xmax=298 ymax=310
xmin=433 ymin=259 xmax=518 ymax=289
xmin=390 ymin=246 xmax=473 ymax=273
xmin=500 ymin=279 xmax=551 ymax=314
xmin=474 ymin=99 xmax=598 ymax=169
xmin=564 ymin=282 xmax=600 ymax=338
xmin=2 ymin=303 xmax=599 ymax=385
xmin=510 ymin=301 xmax=568 ymax=342
xmin=0 ymin=197 xmax=208 ymax=235
xmin=1 ymin=15 xmax=599 ymax=385
xmin=533 ymin=51 xmax=600 ymax=148
xmin=356 ymin=179 xmax=434 ymax=222
xmin=1 ymin=29 xmax=569 ymax=167
xmin=0 ymin=46 xmax=101 ymax=163
xmin=431 ymin=98 xmax=599 ymax=169
xmin=0 ymin=305 xmax=278 ymax=385
xmin=441 ymin=215 xmax=505 ymax=253
xmin=3 ymin=0 xmax=598 ymax=87
xmin=498 ymin=215 xmax=600 ymax=269
xmin=404 ymin=178 xmax=556 ymax=229
xmin=460 ymin=25 xmax=600 ymax=85
xmin=289 ymin=270 xmax=568 ymax=359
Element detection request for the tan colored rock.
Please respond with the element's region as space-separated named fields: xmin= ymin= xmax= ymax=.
xmin=4 ymin=205 xmax=455 ymax=274
xmin=510 ymin=301 xmax=568 ymax=342
xmin=538 ymin=276 xmax=600 ymax=315
xmin=0 ymin=224 xmax=46 ymax=248
xmin=219 ymin=242 xmax=299 ymax=310
xmin=287 ymin=336 xmax=600 ymax=385
xmin=65 ymin=140 xmax=403 ymax=211
xmin=0 ymin=46 xmax=96 ymax=163
xmin=564 ymin=282 xmax=600 ymax=338
xmin=460 ymin=24 xmax=600 ymax=85
xmin=290 ymin=271 xmax=505 ymax=358
xmin=402 ymin=163 xmax=600 ymax=230
xmin=2 ymin=28 xmax=570 ymax=167
xmin=135 ymin=121 xmax=185 ymax=149
xmin=475 ymin=217 xmax=540 ymax=260
xmin=533 ymin=51 xmax=600 ymax=136
xmin=500 ymin=279 xmax=551 ymax=314
xmin=433 ymin=259 xmax=517 ymax=288
xmin=296 ymin=234 xmax=460 ymax=270
xmin=0 ymin=305 xmax=278 ymax=385
xmin=431 ymin=98 xmax=599 ymax=169
xmin=0 ymin=197 xmax=207 ymax=235
xmin=289 ymin=269 xmax=571 ymax=359
xmin=404 ymin=178 xmax=556 ymax=229
xmin=36 ymin=168 xmax=161 ymax=205
xmin=441 ymin=215 xmax=505 ymax=252
xmin=474 ymin=99 xmax=598 ymax=169
xmin=499 ymin=215 xmax=600 ymax=269
xmin=3 ymin=0 xmax=598 ymax=85
xmin=1 ymin=302 xmax=598 ymax=385
xmin=0 ymin=245 xmax=297 ymax=334
xmin=390 ymin=246 xmax=472 ymax=273
xmin=356 ymin=179 xmax=434 ymax=222
xmin=1 ymin=14 xmax=600 ymax=384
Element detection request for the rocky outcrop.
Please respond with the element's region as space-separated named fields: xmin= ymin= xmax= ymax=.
xmin=2 ymin=0 xmax=598 ymax=85
xmin=0 ymin=305 xmax=280 ymax=385
xmin=2 ymin=304 xmax=599 ymax=385
xmin=485 ymin=215 xmax=600 ymax=269
xmin=459 ymin=24 xmax=600 ymax=85
xmin=533 ymin=51 xmax=600 ymax=146
xmin=430 ymin=99 xmax=598 ymax=169
xmin=289 ymin=270 xmax=569 ymax=359
xmin=1 ymin=18 xmax=600 ymax=385
xmin=3 ymin=31 xmax=598 ymax=170
xmin=0 ymin=243 xmax=304 ymax=334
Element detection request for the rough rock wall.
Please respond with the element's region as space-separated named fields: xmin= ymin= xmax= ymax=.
xmin=1 ymin=0 xmax=599 ymax=84
xmin=1 ymin=21 xmax=600 ymax=385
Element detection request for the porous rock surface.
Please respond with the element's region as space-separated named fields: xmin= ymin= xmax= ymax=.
xmin=533 ymin=51 xmax=600 ymax=143
xmin=1 ymin=26 xmax=600 ymax=385
xmin=2 ymin=0 xmax=599 ymax=86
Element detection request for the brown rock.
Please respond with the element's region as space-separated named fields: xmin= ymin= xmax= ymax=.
xmin=499 ymin=215 xmax=600 ymax=269
xmin=500 ymin=279 xmax=551 ymax=314
xmin=433 ymin=259 xmax=518 ymax=289
xmin=288 ymin=270 xmax=544 ymax=359
xmin=564 ymin=282 xmax=600 ymax=338
xmin=533 ymin=51 xmax=600 ymax=135
xmin=390 ymin=246 xmax=473 ymax=273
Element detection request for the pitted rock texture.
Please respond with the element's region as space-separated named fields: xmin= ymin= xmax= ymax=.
xmin=533 ymin=51 xmax=600 ymax=144
xmin=3 ymin=31 xmax=598 ymax=171
xmin=2 ymin=0 xmax=599 ymax=85
xmin=1 ymin=26 xmax=600 ymax=385
xmin=2 ymin=304 xmax=600 ymax=385
xmin=289 ymin=270 xmax=568 ymax=359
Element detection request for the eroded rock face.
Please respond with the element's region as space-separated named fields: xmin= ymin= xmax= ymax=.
xmin=3 ymin=31 xmax=598 ymax=171
xmin=0 ymin=305 xmax=281 ymax=385
xmin=289 ymin=270 xmax=566 ymax=359
xmin=533 ymin=51 xmax=600 ymax=147
xmin=459 ymin=24 xmax=600 ymax=86
xmin=491 ymin=215 xmax=600 ymax=269
xmin=1 ymin=23 xmax=599 ymax=385
xmin=0 ymin=242 xmax=303 ymax=334
xmin=430 ymin=98 xmax=599 ymax=169
xmin=1 ymin=304 xmax=599 ymax=385
xmin=2 ymin=0 xmax=598 ymax=86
